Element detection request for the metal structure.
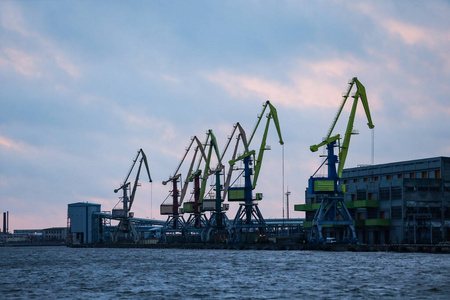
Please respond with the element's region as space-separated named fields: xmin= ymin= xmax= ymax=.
xmin=203 ymin=169 xmax=231 ymax=242
xmin=227 ymin=101 xmax=284 ymax=240
xmin=308 ymin=77 xmax=374 ymax=243
xmin=184 ymin=130 xmax=223 ymax=230
xmin=160 ymin=136 xmax=207 ymax=240
xmin=111 ymin=149 xmax=152 ymax=243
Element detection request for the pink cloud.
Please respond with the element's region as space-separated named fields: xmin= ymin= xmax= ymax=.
xmin=381 ymin=19 xmax=435 ymax=47
xmin=3 ymin=48 xmax=42 ymax=77
xmin=0 ymin=3 xmax=81 ymax=79
xmin=0 ymin=135 xmax=27 ymax=152
xmin=204 ymin=56 xmax=371 ymax=110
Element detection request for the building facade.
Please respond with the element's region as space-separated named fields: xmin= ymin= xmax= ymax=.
xmin=42 ymin=227 xmax=67 ymax=242
xmin=67 ymin=202 xmax=101 ymax=244
xmin=295 ymin=157 xmax=450 ymax=244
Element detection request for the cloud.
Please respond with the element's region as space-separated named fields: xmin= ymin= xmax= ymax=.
xmin=1 ymin=48 xmax=42 ymax=77
xmin=352 ymin=1 xmax=450 ymax=71
xmin=204 ymin=56 xmax=371 ymax=110
xmin=0 ymin=2 xmax=29 ymax=37
xmin=0 ymin=2 xmax=80 ymax=79
xmin=1 ymin=1 xmax=449 ymax=231
xmin=0 ymin=135 xmax=22 ymax=151
xmin=55 ymin=55 xmax=80 ymax=78
xmin=382 ymin=19 xmax=435 ymax=46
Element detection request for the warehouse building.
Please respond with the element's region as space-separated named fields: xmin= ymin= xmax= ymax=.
xmin=296 ymin=156 xmax=450 ymax=244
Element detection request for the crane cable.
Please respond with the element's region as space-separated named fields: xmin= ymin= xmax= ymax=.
xmin=371 ymin=127 xmax=375 ymax=165
xmin=150 ymin=182 xmax=153 ymax=219
xmin=282 ymin=144 xmax=285 ymax=220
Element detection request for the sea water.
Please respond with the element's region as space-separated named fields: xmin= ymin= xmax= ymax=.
xmin=1 ymin=246 xmax=449 ymax=299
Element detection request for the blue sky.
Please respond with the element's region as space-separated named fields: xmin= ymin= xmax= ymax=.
xmin=1 ymin=1 xmax=449 ymax=231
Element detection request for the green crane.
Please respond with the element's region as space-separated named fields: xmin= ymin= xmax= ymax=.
xmin=229 ymin=100 xmax=284 ymax=192
xmin=184 ymin=130 xmax=223 ymax=229
xmin=227 ymin=101 xmax=284 ymax=241
xmin=307 ymin=77 xmax=374 ymax=243
xmin=310 ymin=77 xmax=374 ymax=179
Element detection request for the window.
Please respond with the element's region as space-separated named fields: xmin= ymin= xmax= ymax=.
xmin=344 ymin=180 xmax=348 ymax=184
xmin=435 ymin=170 xmax=441 ymax=179
xmin=353 ymin=179 xmax=358 ymax=183
xmin=380 ymin=187 xmax=390 ymax=201
xmin=397 ymin=174 xmax=403 ymax=179
xmin=311 ymin=197 xmax=315 ymax=204
xmin=368 ymin=209 xmax=378 ymax=219
xmin=351 ymin=194 xmax=356 ymax=201
xmin=410 ymin=172 xmax=415 ymax=179
xmin=391 ymin=206 xmax=402 ymax=219
xmin=391 ymin=187 xmax=402 ymax=200
xmin=364 ymin=178 xmax=368 ymax=182
xmin=374 ymin=176 xmax=379 ymax=181
xmin=357 ymin=189 xmax=366 ymax=201
xmin=387 ymin=175 xmax=392 ymax=180
xmin=368 ymin=192 xmax=374 ymax=200
xmin=380 ymin=211 xmax=385 ymax=219
xmin=422 ymin=171 xmax=428 ymax=179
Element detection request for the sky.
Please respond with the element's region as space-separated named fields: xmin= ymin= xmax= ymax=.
xmin=1 ymin=1 xmax=449 ymax=231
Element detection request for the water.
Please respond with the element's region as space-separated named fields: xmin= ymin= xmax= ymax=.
xmin=1 ymin=246 xmax=449 ymax=299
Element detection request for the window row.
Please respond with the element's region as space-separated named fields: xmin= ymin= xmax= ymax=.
xmin=344 ymin=169 xmax=441 ymax=184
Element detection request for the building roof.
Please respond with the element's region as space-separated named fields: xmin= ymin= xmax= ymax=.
xmin=68 ymin=202 xmax=101 ymax=207
xmin=342 ymin=156 xmax=450 ymax=176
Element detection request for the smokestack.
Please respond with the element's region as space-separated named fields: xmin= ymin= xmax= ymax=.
xmin=6 ymin=211 xmax=8 ymax=233
xmin=2 ymin=212 xmax=5 ymax=233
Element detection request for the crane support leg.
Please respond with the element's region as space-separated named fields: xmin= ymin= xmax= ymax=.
xmin=311 ymin=196 xmax=357 ymax=243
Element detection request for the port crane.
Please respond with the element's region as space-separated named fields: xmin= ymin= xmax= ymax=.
xmin=160 ymin=136 xmax=207 ymax=234
xmin=112 ymin=149 xmax=152 ymax=243
xmin=227 ymin=101 xmax=284 ymax=240
xmin=184 ymin=130 xmax=223 ymax=229
xmin=308 ymin=77 xmax=374 ymax=243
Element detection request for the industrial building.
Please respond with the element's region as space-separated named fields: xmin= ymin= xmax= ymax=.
xmin=0 ymin=227 xmax=67 ymax=245
xmin=67 ymin=202 xmax=101 ymax=244
xmin=296 ymin=156 xmax=450 ymax=244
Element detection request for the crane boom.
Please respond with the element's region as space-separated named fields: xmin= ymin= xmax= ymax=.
xmin=162 ymin=136 xmax=207 ymax=185
xmin=241 ymin=100 xmax=284 ymax=189
xmin=114 ymin=149 xmax=152 ymax=212
xmin=221 ymin=123 xmax=248 ymax=201
xmin=198 ymin=130 xmax=222 ymax=207
xmin=310 ymin=77 xmax=374 ymax=178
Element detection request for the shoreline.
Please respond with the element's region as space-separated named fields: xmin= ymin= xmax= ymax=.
xmin=67 ymin=243 xmax=450 ymax=253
